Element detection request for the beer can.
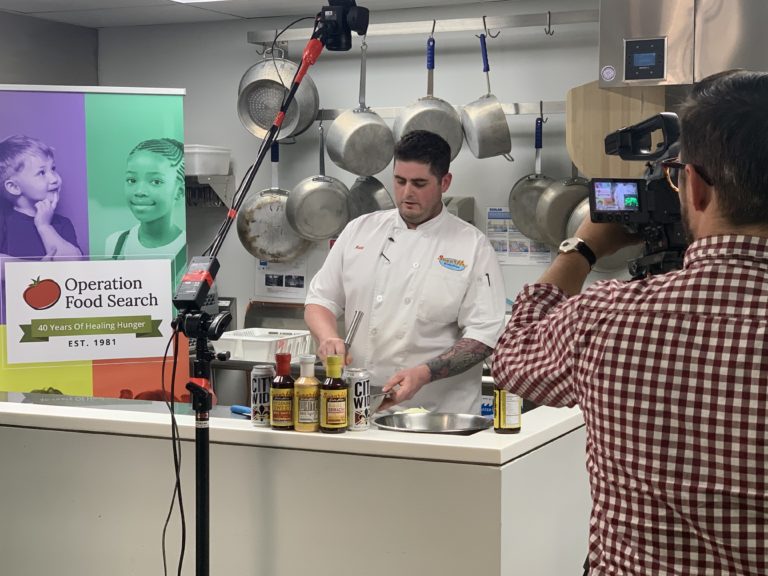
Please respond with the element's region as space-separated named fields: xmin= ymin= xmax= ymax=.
xmin=251 ymin=364 xmax=275 ymax=427
xmin=344 ymin=367 xmax=371 ymax=431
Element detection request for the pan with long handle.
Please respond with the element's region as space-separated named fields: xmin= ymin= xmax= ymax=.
xmin=287 ymin=123 xmax=351 ymax=241
xmin=326 ymin=38 xmax=394 ymax=176
xmin=508 ymin=117 xmax=553 ymax=242
xmin=237 ymin=143 xmax=311 ymax=262
xmin=460 ymin=33 xmax=512 ymax=159
xmin=393 ymin=33 xmax=463 ymax=160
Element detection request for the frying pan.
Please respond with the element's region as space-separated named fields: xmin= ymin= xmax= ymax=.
xmin=325 ymin=39 xmax=394 ymax=176
xmin=236 ymin=143 xmax=311 ymax=262
xmin=237 ymin=49 xmax=319 ymax=141
xmin=287 ymin=123 xmax=351 ymax=241
xmin=393 ymin=35 xmax=463 ymax=160
xmin=508 ymin=117 xmax=553 ymax=242
xmin=460 ymin=33 xmax=512 ymax=159
xmin=347 ymin=175 xmax=394 ymax=220
xmin=535 ymin=177 xmax=590 ymax=247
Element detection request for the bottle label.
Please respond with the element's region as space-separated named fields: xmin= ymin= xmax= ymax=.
xmin=298 ymin=394 xmax=319 ymax=424
xmin=271 ymin=388 xmax=293 ymax=427
xmin=321 ymin=389 xmax=348 ymax=428
xmin=494 ymin=389 xmax=521 ymax=429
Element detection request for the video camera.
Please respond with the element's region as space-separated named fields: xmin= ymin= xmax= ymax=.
xmin=589 ymin=113 xmax=688 ymax=278
xmin=317 ymin=0 xmax=369 ymax=51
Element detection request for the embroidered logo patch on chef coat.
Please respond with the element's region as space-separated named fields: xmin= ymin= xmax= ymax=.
xmin=437 ymin=255 xmax=466 ymax=271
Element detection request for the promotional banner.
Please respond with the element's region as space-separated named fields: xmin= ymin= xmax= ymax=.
xmin=5 ymin=260 xmax=171 ymax=364
xmin=0 ymin=86 xmax=189 ymax=397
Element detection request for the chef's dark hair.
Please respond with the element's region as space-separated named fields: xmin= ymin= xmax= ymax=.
xmin=394 ymin=130 xmax=450 ymax=179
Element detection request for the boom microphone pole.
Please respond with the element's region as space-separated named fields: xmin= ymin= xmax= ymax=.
xmin=170 ymin=3 xmax=369 ymax=575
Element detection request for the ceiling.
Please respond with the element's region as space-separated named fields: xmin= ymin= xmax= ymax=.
xmin=0 ymin=0 xmax=485 ymax=28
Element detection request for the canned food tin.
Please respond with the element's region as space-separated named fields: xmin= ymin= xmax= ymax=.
xmin=344 ymin=367 xmax=371 ymax=431
xmin=251 ymin=365 xmax=275 ymax=427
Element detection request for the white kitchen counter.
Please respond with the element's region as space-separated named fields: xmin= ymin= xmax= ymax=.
xmin=0 ymin=398 xmax=591 ymax=576
xmin=0 ymin=398 xmax=583 ymax=463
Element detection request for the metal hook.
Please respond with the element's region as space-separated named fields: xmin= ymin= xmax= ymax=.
xmin=540 ymin=100 xmax=548 ymax=123
xmin=544 ymin=11 xmax=555 ymax=36
xmin=430 ymin=20 xmax=436 ymax=38
xmin=476 ymin=15 xmax=500 ymax=39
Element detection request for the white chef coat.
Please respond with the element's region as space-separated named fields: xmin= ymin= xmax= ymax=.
xmin=306 ymin=206 xmax=506 ymax=413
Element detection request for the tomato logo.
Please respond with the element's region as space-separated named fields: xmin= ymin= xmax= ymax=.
xmin=23 ymin=277 xmax=61 ymax=310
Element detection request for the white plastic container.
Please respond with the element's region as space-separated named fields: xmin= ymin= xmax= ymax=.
xmin=214 ymin=328 xmax=311 ymax=361
xmin=184 ymin=144 xmax=231 ymax=176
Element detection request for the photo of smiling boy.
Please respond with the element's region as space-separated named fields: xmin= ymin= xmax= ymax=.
xmin=105 ymin=138 xmax=187 ymax=289
xmin=0 ymin=135 xmax=82 ymax=260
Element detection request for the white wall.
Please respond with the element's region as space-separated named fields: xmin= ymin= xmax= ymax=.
xmin=0 ymin=12 xmax=97 ymax=85
xmin=98 ymin=0 xmax=605 ymax=327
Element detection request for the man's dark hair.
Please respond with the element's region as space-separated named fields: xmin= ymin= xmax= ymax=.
xmin=679 ymin=69 xmax=768 ymax=226
xmin=393 ymin=130 xmax=451 ymax=179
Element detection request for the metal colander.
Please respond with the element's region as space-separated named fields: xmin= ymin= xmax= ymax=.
xmin=237 ymin=52 xmax=319 ymax=140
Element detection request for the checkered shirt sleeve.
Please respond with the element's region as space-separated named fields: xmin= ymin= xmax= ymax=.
xmin=491 ymin=235 xmax=768 ymax=575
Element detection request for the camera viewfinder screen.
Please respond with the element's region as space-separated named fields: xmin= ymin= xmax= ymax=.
xmin=593 ymin=181 xmax=640 ymax=212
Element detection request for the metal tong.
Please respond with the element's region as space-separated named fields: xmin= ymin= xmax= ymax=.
xmin=344 ymin=310 xmax=364 ymax=350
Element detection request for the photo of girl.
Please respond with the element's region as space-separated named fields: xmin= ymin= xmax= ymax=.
xmin=105 ymin=138 xmax=186 ymax=288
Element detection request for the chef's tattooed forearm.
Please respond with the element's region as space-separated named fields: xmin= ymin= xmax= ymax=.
xmin=425 ymin=338 xmax=493 ymax=382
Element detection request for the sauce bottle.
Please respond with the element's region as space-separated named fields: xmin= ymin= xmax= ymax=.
xmin=493 ymin=389 xmax=521 ymax=434
xmin=270 ymin=352 xmax=294 ymax=430
xmin=293 ymin=354 xmax=320 ymax=432
xmin=320 ymin=354 xmax=348 ymax=434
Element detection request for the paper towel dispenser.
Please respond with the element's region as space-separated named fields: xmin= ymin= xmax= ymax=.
xmin=599 ymin=0 xmax=768 ymax=88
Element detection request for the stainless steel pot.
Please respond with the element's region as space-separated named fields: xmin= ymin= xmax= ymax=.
xmin=237 ymin=50 xmax=319 ymax=140
xmin=287 ymin=123 xmax=351 ymax=241
xmin=460 ymin=34 xmax=512 ymax=159
xmin=508 ymin=117 xmax=553 ymax=242
xmin=237 ymin=144 xmax=312 ymax=262
xmin=535 ymin=177 xmax=590 ymax=247
xmin=326 ymin=40 xmax=394 ymax=176
xmin=565 ymin=198 xmax=643 ymax=272
xmin=393 ymin=36 xmax=463 ymax=160
xmin=347 ymin=175 xmax=394 ymax=220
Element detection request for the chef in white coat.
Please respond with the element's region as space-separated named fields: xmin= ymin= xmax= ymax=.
xmin=305 ymin=130 xmax=506 ymax=413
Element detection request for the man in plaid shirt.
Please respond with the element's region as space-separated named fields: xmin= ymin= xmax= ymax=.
xmin=492 ymin=70 xmax=767 ymax=575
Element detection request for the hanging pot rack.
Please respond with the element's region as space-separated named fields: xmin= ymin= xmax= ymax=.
xmin=247 ymin=9 xmax=598 ymax=44
xmin=245 ymin=9 xmax=594 ymax=123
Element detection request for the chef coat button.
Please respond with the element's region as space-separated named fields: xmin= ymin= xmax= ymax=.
xmin=395 ymin=331 xmax=405 ymax=339
xmin=413 ymin=262 xmax=419 ymax=269
xmin=371 ymin=328 xmax=378 ymax=335
xmin=404 ymin=297 xmax=412 ymax=305
xmin=376 ymin=295 xmax=383 ymax=303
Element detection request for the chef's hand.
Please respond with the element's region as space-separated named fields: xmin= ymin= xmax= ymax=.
xmin=316 ymin=337 xmax=352 ymax=365
xmin=379 ymin=364 xmax=431 ymax=411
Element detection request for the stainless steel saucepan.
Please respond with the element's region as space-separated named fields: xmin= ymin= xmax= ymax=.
xmin=461 ymin=33 xmax=512 ymax=159
xmin=325 ymin=38 xmax=394 ymax=176
xmin=393 ymin=33 xmax=463 ymax=160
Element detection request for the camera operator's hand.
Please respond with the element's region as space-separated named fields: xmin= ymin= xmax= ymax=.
xmin=574 ymin=218 xmax=642 ymax=260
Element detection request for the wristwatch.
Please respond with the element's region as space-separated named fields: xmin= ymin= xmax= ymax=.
xmin=558 ymin=237 xmax=597 ymax=268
